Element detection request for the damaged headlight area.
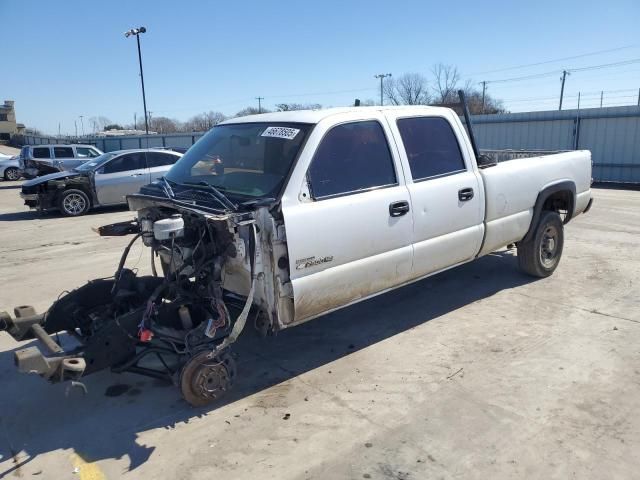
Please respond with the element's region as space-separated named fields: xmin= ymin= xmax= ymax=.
xmin=1 ymin=197 xmax=263 ymax=407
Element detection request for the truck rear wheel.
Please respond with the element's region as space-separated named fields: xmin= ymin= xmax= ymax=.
xmin=180 ymin=350 xmax=236 ymax=407
xmin=517 ymin=210 xmax=564 ymax=278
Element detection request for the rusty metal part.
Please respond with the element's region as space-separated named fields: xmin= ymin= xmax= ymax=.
xmin=14 ymin=346 xmax=86 ymax=381
xmin=0 ymin=306 xmax=45 ymax=341
xmin=180 ymin=350 xmax=236 ymax=407
xmin=31 ymin=324 xmax=63 ymax=354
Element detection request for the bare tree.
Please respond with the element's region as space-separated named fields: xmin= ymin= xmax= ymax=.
xmin=452 ymin=80 xmax=505 ymax=114
xmin=184 ymin=111 xmax=226 ymax=131
xmin=275 ymin=103 xmax=322 ymax=111
xmin=149 ymin=116 xmax=181 ymax=134
xmin=384 ymin=73 xmax=430 ymax=105
xmin=89 ymin=116 xmax=111 ymax=133
xmin=431 ymin=63 xmax=461 ymax=104
xmin=235 ymin=106 xmax=271 ymax=117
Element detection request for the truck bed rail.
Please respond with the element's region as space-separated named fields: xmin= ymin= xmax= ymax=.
xmin=481 ymin=149 xmax=569 ymax=163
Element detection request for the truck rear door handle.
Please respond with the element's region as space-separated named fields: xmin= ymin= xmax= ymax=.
xmin=389 ymin=200 xmax=410 ymax=217
xmin=458 ymin=188 xmax=474 ymax=201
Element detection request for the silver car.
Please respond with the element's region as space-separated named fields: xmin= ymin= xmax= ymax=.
xmin=20 ymin=149 xmax=182 ymax=216
xmin=0 ymin=155 xmax=22 ymax=180
xmin=19 ymin=144 xmax=103 ymax=178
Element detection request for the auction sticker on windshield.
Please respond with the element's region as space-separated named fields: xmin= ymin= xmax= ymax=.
xmin=261 ymin=126 xmax=300 ymax=140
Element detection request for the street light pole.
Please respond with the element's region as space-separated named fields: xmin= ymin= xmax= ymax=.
xmin=125 ymin=27 xmax=149 ymax=135
xmin=374 ymin=73 xmax=392 ymax=106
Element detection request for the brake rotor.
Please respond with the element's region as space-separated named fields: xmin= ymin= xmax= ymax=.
xmin=180 ymin=350 xmax=236 ymax=407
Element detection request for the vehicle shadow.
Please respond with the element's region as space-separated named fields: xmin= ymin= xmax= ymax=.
xmin=0 ymin=205 xmax=130 ymax=222
xmin=0 ymin=250 xmax=533 ymax=475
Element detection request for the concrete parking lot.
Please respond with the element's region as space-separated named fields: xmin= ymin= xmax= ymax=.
xmin=0 ymin=181 xmax=638 ymax=480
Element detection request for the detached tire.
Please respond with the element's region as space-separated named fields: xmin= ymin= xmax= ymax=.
xmin=518 ymin=211 xmax=564 ymax=278
xmin=4 ymin=167 xmax=20 ymax=181
xmin=58 ymin=189 xmax=91 ymax=216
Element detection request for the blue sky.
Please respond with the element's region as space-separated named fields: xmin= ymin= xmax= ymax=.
xmin=2 ymin=0 xmax=639 ymax=135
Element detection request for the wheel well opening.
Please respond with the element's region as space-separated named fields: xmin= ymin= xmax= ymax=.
xmin=543 ymin=190 xmax=573 ymax=222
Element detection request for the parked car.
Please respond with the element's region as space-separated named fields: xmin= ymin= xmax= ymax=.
xmin=0 ymin=155 xmax=22 ymax=180
xmin=1 ymin=102 xmax=592 ymax=406
xmin=20 ymin=148 xmax=182 ymax=216
xmin=19 ymin=144 xmax=103 ymax=178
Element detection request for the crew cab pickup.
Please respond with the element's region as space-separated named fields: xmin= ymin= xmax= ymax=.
xmin=0 ymin=104 xmax=592 ymax=406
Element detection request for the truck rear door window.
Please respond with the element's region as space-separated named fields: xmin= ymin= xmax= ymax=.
xmin=397 ymin=117 xmax=466 ymax=180
xmin=308 ymin=120 xmax=397 ymax=199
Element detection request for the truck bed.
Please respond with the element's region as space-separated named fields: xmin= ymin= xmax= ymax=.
xmin=477 ymin=150 xmax=592 ymax=256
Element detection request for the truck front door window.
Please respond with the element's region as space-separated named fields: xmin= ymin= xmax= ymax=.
xmin=397 ymin=117 xmax=466 ymax=180
xmin=308 ymin=120 xmax=397 ymax=199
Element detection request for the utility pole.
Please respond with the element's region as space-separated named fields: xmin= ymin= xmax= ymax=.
xmin=559 ymin=70 xmax=569 ymax=110
xmin=79 ymin=116 xmax=85 ymax=136
xmin=637 ymin=88 xmax=640 ymax=106
xmin=58 ymin=122 xmax=61 ymax=137
xmin=256 ymin=97 xmax=264 ymax=113
xmin=125 ymin=27 xmax=149 ymax=135
xmin=600 ymin=91 xmax=604 ymax=108
xmin=134 ymin=112 xmax=137 ymax=130
xmin=481 ymin=81 xmax=487 ymax=113
xmin=577 ymin=92 xmax=581 ymax=110
xmin=374 ymin=73 xmax=392 ymax=106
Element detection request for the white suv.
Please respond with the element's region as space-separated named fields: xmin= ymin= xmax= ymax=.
xmin=19 ymin=144 xmax=103 ymax=178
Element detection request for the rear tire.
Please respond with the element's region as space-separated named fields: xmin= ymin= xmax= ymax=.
xmin=517 ymin=211 xmax=564 ymax=278
xmin=4 ymin=167 xmax=20 ymax=181
xmin=58 ymin=189 xmax=91 ymax=216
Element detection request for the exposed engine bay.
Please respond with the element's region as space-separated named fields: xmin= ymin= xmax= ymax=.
xmin=0 ymin=193 xmax=293 ymax=406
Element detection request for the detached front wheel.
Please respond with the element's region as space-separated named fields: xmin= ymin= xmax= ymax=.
xmin=518 ymin=211 xmax=564 ymax=278
xmin=59 ymin=189 xmax=91 ymax=216
xmin=180 ymin=350 xmax=236 ymax=407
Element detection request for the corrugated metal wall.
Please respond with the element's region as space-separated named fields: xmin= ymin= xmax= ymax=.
xmin=471 ymin=105 xmax=640 ymax=183
xmin=22 ymin=105 xmax=640 ymax=183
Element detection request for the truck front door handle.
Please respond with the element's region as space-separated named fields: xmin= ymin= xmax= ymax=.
xmin=458 ymin=188 xmax=474 ymax=201
xmin=389 ymin=200 xmax=410 ymax=217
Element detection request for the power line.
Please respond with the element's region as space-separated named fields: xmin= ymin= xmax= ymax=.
xmin=464 ymin=44 xmax=638 ymax=77
xmin=484 ymin=58 xmax=640 ymax=85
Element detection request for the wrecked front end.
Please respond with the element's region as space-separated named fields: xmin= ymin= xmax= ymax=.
xmin=1 ymin=192 xmax=292 ymax=406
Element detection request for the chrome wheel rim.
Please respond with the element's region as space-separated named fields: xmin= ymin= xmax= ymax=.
xmin=63 ymin=193 xmax=86 ymax=215
xmin=540 ymin=225 xmax=559 ymax=268
xmin=6 ymin=169 xmax=19 ymax=180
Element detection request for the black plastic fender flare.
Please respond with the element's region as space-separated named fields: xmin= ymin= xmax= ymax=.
xmin=521 ymin=181 xmax=576 ymax=244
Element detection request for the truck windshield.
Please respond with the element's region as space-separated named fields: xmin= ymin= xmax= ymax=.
xmin=165 ymin=122 xmax=312 ymax=199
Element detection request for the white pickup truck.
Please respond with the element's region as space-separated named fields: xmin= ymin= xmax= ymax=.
xmin=1 ymin=100 xmax=592 ymax=406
